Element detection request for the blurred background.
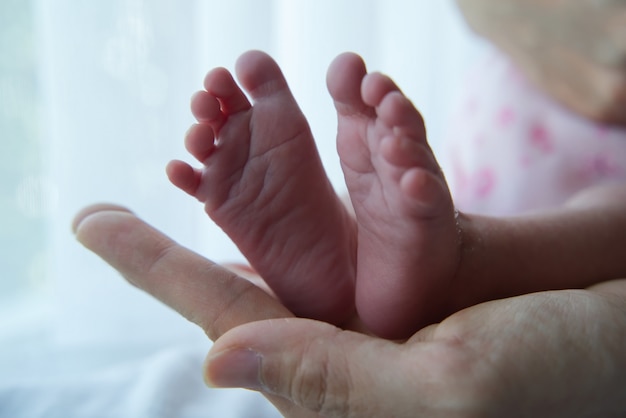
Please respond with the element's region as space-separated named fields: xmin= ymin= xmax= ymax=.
xmin=0 ymin=0 xmax=483 ymax=415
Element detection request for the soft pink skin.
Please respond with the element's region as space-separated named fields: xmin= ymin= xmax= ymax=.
xmin=328 ymin=53 xmax=460 ymax=338
xmin=168 ymin=51 xmax=460 ymax=338
xmin=167 ymin=51 xmax=357 ymax=325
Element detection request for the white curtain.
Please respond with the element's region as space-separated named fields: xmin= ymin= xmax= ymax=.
xmin=2 ymin=0 xmax=482 ymax=402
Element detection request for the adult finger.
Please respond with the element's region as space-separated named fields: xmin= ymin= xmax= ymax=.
xmin=73 ymin=204 xmax=293 ymax=340
xmin=207 ymin=289 xmax=626 ymax=418
xmin=205 ymin=318 xmax=480 ymax=418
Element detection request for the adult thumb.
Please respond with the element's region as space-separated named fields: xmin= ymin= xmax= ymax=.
xmin=204 ymin=318 xmax=455 ymax=418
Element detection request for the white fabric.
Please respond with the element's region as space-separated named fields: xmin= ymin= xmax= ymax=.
xmin=0 ymin=344 xmax=278 ymax=418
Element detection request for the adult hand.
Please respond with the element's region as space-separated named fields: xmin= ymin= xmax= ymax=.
xmin=73 ymin=204 xmax=311 ymax=417
xmin=74 ymin=205 xmax=626 ymax=417
xmin=456 ymin=0 xmax=626 ymax=125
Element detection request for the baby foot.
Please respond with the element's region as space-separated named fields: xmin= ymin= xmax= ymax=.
xmin=328 ymin=53 xmax=461 ymax=338
xmin=167 ymin=51 xmax=356 ymax=324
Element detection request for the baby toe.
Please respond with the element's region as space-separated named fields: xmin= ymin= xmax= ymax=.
xmin=204 ymin=67 xmax=251 ymax=115
xmin=185 ymin=123 xmax=216 ymax=162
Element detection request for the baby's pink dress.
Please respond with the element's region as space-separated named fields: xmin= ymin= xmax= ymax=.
xmin=442 ymin=50 xmax=626 ymax=216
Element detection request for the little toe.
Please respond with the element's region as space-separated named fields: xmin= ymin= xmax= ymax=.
xmin=204 ymin=67 xmax=251 ymax=115
xmin=185 ymin=123 xmax=216 ymax=162
xmin=400 ymin=168 xmax=449 ymax=213
xmin=235 ymin=50 xmax=292 ymax=101
xmin=327 ymin=52 xmax=372 ymax=117
xmin=166 ymin=160 xmax=202 ymax=198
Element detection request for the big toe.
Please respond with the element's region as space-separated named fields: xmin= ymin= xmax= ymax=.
xmin=235 ymin=50 xmax=290 ymax=100
xmin=327 ymin=52 xmax=370 ymax=117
